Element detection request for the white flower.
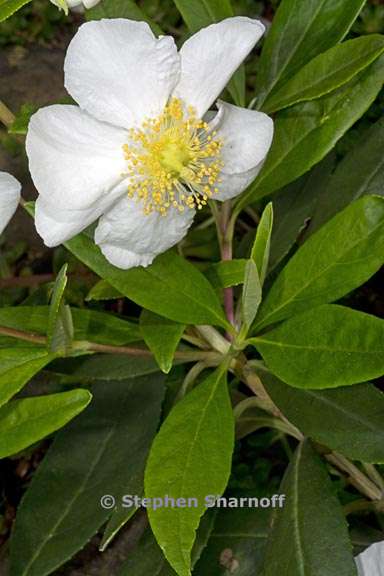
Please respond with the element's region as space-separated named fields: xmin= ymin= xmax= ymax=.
xmin=50 ymin=0 xmax=101 ymax=13
xmin=26 ymin=18 xmax=274 ymax=269
xmin=0 ymin=172 xmax=21 ymax=235
xmin=355 ymin=541 xmax=384 ymax=575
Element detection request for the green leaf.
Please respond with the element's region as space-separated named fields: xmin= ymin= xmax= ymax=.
xmin=264 ymin=35 xmax=384 ymax=113
xmin=241 ymin=55 xmax=384 ymax=206
xmin=0 ymin=305 xmax=141 ymax=345
xmin=241 ymin=261 xmax=262 ymax=329
xmin=195 ymin=508 xmax=269 ymax=575
xmin=251 ymin=202 xmax=273 ymax=285
xmin=9 ymin=103 xmax=39 ymax=135
xmin=268 ymin=154 xmax=335 ymax=272
xmin=47 ymin=264 xmax=74 ymax=354
xmin=0 ymin=0 xmax=32 ymax=21
xmin=205 ymin=260 xmax=247 ymax=289
xmin=0 ymin=389 xmax=91 ymax=458
xmin=65 ymin=234 xmax=229 ymax=329
xmin=145 ymin=366 xmax=234 ymax=576
xmin=255 ymin=196 xmax=384 ymax=330
xmin=256 ymin=0 xmax=367 ymax=106
xmin=251 ymin=305 xmax=384 ymax=389
xmin=307 ymin=117 xmax=384 ymax=236
xmin=140 ymin=310 xmax=185 ymax=374
xmin=50 ymin=353 xmax=161 ymax=381
xmin=86 ymin=279 xmax=122 ymax=301
xmin=263 ymin=440 xmax=357 ymax=576
xmin=263 ymin=373 xmax=384 ymax=463
xmin=119 ymin=513 xmax=215 ymax=576
xmin=87 ymin=0 xmax=162 ymax=34
xmin=0 ymin=348 xmax=55 ymax=408
xmin=172 ymin=0 xmax=245 ymax=106
xmin=10 ymin=375 xmax=165 ymax=576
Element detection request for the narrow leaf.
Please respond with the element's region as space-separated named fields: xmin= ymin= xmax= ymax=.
xmin=251 ymin=202 xmax=273 ymax=284
xmin=86 ymin=279 xmax=122 ymax=301
xmin=263 ymin=373 xmax=384 ymax=463
xmin=0 ymin=349 xmax=55 ymax=408
xmin=241 ymin=260 xmax=262 ymax=329
xmin=252 ymin=305 xmax=384 ymax=389
xmin=0 ymin=305 xmax=141 ymax=345
xmin=255 ymin=196 xmax=384 ymax=330
xmin=0 ymin=0 xmax=32 ymax=21
xmin=264 ymin=35 xmax=384 ymax=113
xmin=145 ymin=366 xmax=234 ymax=576
xmin=0 ymin=389 xmax=91 ymax=458
xmin=307 ymin=117 xmax=384 ymax=236
xmin=10 ymin=375 xmax=165 ymax=576
xmin=256 ymin=0 xmax=367 ymax=105
xmin=87 ymin=0 xmax=162 ymax=34
xmin=47 ymin=264 xmax=73 ymax=354
xmin=205 ymin=259 xmax=247 ymax=289
xmin=65 ymin=234 xmax=229 ymax=329
xmin=263 ymin=440 xmax=357 ymax=576
xmin=140 ymin=310 xmax=185 ymax=374
xmin=241 ymin=56 xmax=384 ymax=205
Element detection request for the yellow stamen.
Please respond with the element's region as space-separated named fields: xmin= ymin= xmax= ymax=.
xmin=122 ymin=98 xmax=224 ymax=215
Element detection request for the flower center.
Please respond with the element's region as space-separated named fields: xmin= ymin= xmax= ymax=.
xmin=122 ymin=98 xmax=223 ymax=215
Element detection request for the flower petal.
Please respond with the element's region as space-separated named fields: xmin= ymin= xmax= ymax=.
xmin=356 ymin=541 xmax=384 ymax=575
xmin=174 ymin=17 xmax=264 ymax=118
xmin=26 ymin=104 xmax=129 ymax=212
xmin=64 ymin=19 xmax=180 ymax=129
xmin=95 ymin=197 xmax=195 ymax=269
xmin=213 ymin=100 xmax=274 ymax=201
xmin=34 ymin=179 xmax=128 ymax=247
xmin=0 ymin=172 xmax=21 ymax=235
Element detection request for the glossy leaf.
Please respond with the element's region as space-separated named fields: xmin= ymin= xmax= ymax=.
xmin=0 ymin=389 xmax=91 ymax=458
xmin=241 ymin=56 xmax=384 ymax=205
xmin=195 ymin=508 xmax=269 ymax=575
xmin=86 ymin=279 xmax=122 ymax=301
xmin=145 ymin=366 xmax=234 ymax=576
xmin=252 ymin=305 xmax=384 ymax=389
xmin=0 ymin=305 xmax=141 ymax=345
xmin=264 ymin=35 xmax=384 ymax=113
xmin=268 ymin=154 xmax=335 ymax=272
xmin=205 ymin=260 xmax=246 ymax=289
xmin=263 ymin=440 xmax=357 ymax=576
xmin=47 ymin=264 xmax=73 ymax=354
xmin=257 ymin=0 xmax=367 ymax=105
xmin=10 ymin=375 xmax=165 ymax=576
xmin=241 ymin=260 xmax=262 ymax=329
xmin=251 ymin=202 xmax=273 ymax=284
xmin=65 ymin=235 xmax=229 ymax=329
xmin=307 ymin=117 xmax=384 ymax=236
xmin=50 ymin=353 xmax=161 ymax=381
xmin=140 ymin=310 xmax=185 ymax=374
xmin=0 ymin=0 xmax=32 ymax=21
xmin=263 ymin=374 xmax=384 ymax=463
xmin=0 ymin=348 xmax=55 ymax=408
xmin=255 ymin=196 xmax=384 ymax=330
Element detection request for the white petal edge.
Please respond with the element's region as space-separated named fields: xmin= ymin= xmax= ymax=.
xmin=0 ymin=172 xmax=21 ymax=235
xmin=212 ymin=100 xmax=274 ymax=201
xmin=34 ymin=179 xmax=129 ymax=247
xmin=355 ymin=541 xmax=384 ymax=575
xmin=64 ymin=19 xmax=180 ymax=129
xmin=174 ymin=17 xmax=265 ymax=118
xmin=95 ymin=196 xmax=195 ymax=269
xmin=26 ymin=104 xmax=129 ymax=212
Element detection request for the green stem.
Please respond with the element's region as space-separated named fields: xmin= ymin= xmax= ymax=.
xmin=0 ymin=100 xmax=15 ymax=128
